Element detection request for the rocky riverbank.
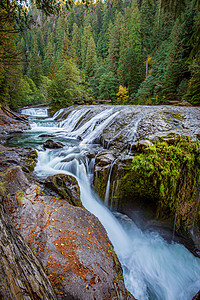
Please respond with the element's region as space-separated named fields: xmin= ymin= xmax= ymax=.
xmin=0 ymin=107 xmax=134 ymax=299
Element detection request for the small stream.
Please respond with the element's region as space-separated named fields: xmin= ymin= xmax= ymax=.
xmin=11 ymin=107 xmax=200 ymax=300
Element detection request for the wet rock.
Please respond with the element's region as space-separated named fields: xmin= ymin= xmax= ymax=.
xmin=131 ymin=139 xmax=154 ymax=151
xmin=3 ymin=166 xmax=134 ymax=300
xmin=45 ymin=174 xmax=82 ymax=207
xmin=192 ymin=290 xmax=200 ymax=300
xmin=39 ymin=133 xmax=55 ymax=138
xmin=0 ymin=145 xmax=38 ymax=173
xmin=0 ymin=165 xmax=30 ymax=195
xmin=0 ymin=200 xmax=56 ymax=300
xmin=44 ymin=139 xmax=64 ymax=149
xmin=95 ymin=151 xmax=115 ymax=167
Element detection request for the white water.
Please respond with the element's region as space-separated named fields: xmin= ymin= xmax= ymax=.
xmin=22 ymin=107 xmax=200 ymax=300
xmin=104 ymin=159 xmax=117 ymax=207
xmin=21 ymin=107 xmax=49 ymax=117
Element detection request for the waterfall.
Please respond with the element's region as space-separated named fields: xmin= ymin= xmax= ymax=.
xmin=104 ymin=159 xmax=117 ymax=207
xmin=20 ymin=107 xmax=48 ymax=117
xmin=20 ymin=106 xmax=200 ymax=300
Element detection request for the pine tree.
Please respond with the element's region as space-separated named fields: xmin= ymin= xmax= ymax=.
xmin=43 ymin=33 xmax=55 ymax=76
xmin=108 ymin=12 xmax=124 ymax=76
xmin=85 ymin=36 xmax=97 ymax=79
xmin=118 ymin=1 xmax=144 ymax=96
xmin=27 ymin=34 xmax=43 ymax=87
xmin=81 ymin=17 xmax=93 ymax=69
xmin=72 ymin=23 xmax=82 ymax=67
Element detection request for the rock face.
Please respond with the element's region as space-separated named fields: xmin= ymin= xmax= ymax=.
xmin=0 ymin=202 xmax=57 ymax=300
xmin=0 ymin=167 xmax=56 ymax=299
xmin=192 ymin=290 xmax=200 ymax=300
xmin=44 ymin=139 xmax=64 ymax=149
xmin=0 ymin=144 xmax=38 ymax=174
xmin=1 ymin=163 xmax=133 ymax=300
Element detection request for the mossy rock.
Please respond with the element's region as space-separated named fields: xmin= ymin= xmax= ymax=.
xmin=45 ymin=174 xmax=82 ymax=207
xmin=120 ymin=136 xmax=200 ymax=232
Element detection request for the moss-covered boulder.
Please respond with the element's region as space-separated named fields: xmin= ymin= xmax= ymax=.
xmin=45 ymin=174 xmax=82 ymax=207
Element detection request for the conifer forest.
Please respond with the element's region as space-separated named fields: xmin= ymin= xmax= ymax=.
xmin=0 ymin=0 xmax=199 ymax=111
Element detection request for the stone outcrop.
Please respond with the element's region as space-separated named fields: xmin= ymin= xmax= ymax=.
xmin=44 ymin=139 xmax=64 ymax=149
xmin=0 ymin=144 xmax=38 ymax=174
xmin=0 ymin=201 xmax=57 ymax=300
xmin=45 ymin=174 xmax=82 ymax=207
xmin=0 ymin=165 xmax=56 ymax=300
xmin=1 ymin=163 xmax=134 ymax=299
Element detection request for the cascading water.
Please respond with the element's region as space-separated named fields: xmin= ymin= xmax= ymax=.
xmin=19 ymin=106 xmax=200 ymax=300
xmin=20 ymin=107 xmax=49 ymax=117
xmin=104 ymin=159 xmax=117 ymax=207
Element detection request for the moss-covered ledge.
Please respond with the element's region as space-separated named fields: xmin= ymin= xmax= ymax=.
xmin=120 ymin=135 xmax=200 ymax=233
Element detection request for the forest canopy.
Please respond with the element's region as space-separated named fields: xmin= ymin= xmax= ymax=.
xmin=0 ymin=0 xmax=199 ymax=110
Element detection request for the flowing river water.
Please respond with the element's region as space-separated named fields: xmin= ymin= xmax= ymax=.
xmin=14 ymin=106 xmax=200 ymax=300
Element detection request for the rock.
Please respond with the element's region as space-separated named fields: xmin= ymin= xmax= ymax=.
xmin=0 ymin=107 xmax=30 ymax=144
xmin=0 ymin=145 xmax=38 ymax=173
xmin=95 ymin=151 xmax=115 ymax=167
xmin=0 ymin=201 xmax=56 ymax=299
xmin=44 ymin=139 xmax=64 ymax=149
xmin=0 ymin=165 xmax=30 ymax=195
xmin=39 ymin=133 xmax=55 ymax=138
xmin=192 ymin=290 xmax=200 ymax=300
xmin=131 ymin=139 xmax=154 ymax=151
xmin=45 ymin=174 xmax=82 ymax=207
xmin=3 ymin=165 xmax=134 ymax=299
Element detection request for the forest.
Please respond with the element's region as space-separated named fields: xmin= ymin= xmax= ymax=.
xmin=0 ymin=0 xmax=200 ymax=111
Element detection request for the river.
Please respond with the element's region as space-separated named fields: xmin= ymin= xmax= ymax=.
xmin=14 ymin=106 xmax=200 ymax=300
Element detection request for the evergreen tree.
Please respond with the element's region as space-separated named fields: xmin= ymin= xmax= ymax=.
xmin=85 ymin=36 xmax=98 ymax=79
xmin=72 ymin=23 xmax=82 ymax=67
xmin=43 ymin=33 xmax=55 ymax=76
xmin=98 ymin=71 xmax=118 ymax=103
xmin=47 ymin=59 xmax=86 ymax=111
xmin=27 ymin=34 xmax=43 ymax=87
xmin=81 ymin=17 xmax=93 ymax=69
xmin=184 ymin=60 xmax=200 ymax=105
xmin=108 ymin=12 xmax=124 ymax=76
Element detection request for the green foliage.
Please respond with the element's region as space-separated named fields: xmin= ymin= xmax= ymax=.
xmin=123 ymin=136 xmax=200 ymax=231
xmin=134 ymin=75 xmax=155 ymax=104
xmin=98 ymin=71 xmax=118 ymax=103
xmin=47 ymin=58 xmax=87 ymax=111
xmin=1 ymin=0 xmax=200 ymax=108
xmin=184 ymin=60 xmax=200 ymax=105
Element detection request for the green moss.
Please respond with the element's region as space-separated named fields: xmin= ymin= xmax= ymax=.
xmin=0 ymin=181 xmax=6 ymax=196
xmin=163 ymin=111 xmax=184 ymax=120
xmin=121 ymin=136 xmax=200 ymax=231
xmin=25 ymin=158 xmax=37 ymax=172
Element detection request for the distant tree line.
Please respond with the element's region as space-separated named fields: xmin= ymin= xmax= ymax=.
xmin=0 ymin=0 xmax=199 ymax=110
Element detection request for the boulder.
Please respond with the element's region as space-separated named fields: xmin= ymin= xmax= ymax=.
xmin=45 ymin=174 xmax=82 ymax=207
xmin=3 ymin=165 xmax=134 ymax=300
xmin=44 ymin=139 xmax=64 ymax=149
xmin=95 ymin=151 xmax=115 ymax=167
